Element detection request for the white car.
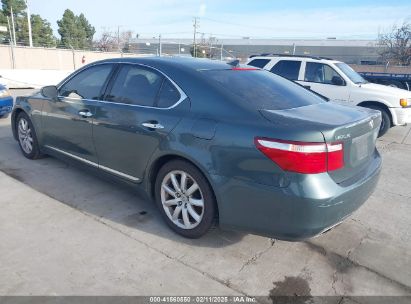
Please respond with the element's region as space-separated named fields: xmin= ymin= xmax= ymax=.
xmin=247 ymin=55 xmax=411 ymax=136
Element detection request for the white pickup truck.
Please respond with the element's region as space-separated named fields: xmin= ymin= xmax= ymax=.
xmin=247 ymin=55 xmax=411 ymax=136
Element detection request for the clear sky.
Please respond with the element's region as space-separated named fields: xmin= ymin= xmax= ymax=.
xmin=28 ymin=0 xmax=411 ymax=40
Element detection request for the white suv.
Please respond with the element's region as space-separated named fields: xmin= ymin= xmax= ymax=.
xmin=247 ymin=55 xmax=411 ymax=136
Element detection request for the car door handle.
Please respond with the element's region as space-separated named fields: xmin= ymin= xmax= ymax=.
xmin=78 ymin=110 xmax=93 ymax=118
xmin=141 ymin=122 xmax=164 ymax=129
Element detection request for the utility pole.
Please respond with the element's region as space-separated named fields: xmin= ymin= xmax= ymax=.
xmin=25 ymin=0 xmax=33 ymax=47
xmin=209 ymin=35 xmax=213 ymax=59
xmin=7 ymin=16 xmax=15 ymax=68
xmin=193 ymin=17 xmax=199 ymax=57
xmin=158 ymin=34 xmax=162 ymax=57
xmin=220 ymin=43 xmax=223 ymax=61
xmin=117 ymin=26 xmax=120 ymax=52
xmin=10 ymin=6 xmax=16 ymax=46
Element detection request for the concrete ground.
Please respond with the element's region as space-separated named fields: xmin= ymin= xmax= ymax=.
xmin=0 ymin=90 xmax=410 ymax=301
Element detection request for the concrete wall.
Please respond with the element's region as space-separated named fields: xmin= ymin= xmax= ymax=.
xmin=0 ymin=69 xmax=72 ymax=88
xmin=0 ymin=45 xmax=141 ymax=70
xmin=0 ymin=45 xmax=145 ymax=88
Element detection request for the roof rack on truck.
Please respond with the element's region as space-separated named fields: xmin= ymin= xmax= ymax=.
xmin=249 ymin=54 xmax=333 ymax=60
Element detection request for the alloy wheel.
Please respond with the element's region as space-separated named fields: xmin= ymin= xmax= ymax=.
xmin=18 ymin=117 xmax=33 ymax=154
xmin=160 ymin=170 xmax=204 ymax=229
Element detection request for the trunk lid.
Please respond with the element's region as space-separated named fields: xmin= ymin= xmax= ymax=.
xmin=259 ymin=102 xmax=381 ymax=183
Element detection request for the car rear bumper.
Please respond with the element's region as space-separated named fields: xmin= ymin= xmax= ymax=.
xmin=213 ymin=150 xmax=381 ymax=241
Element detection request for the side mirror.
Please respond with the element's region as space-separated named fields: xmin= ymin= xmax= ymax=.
xmin=41 ymin=85 xmax=58 ymax=99
xmin=331 ymin=76 xmax=344 ymax=86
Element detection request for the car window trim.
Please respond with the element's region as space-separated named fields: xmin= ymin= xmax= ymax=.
xmin=153 ymin=77 xmax=166 ymax=108
xmin=303 ymin=62 xmax=346 ymax=86
xmin=102 ymin=62 xmax=186 ymax=110
xmin=57 ymin=62 xmax=118 ymax=101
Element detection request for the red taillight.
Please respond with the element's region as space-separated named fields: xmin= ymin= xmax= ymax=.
xmin=255 ymin=137 xmax=344 ymax=174
xmin=326 ymin=142 xmax=344 ymax=171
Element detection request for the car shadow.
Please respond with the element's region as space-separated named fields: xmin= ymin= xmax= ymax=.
xmin=0 ymin=123 xmax=246 ymax=248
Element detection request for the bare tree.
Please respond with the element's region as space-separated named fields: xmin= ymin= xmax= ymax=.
xmin=379 ymin=22 xmax=411 ymax=65
xmin=94 ymin=30 xmax=136 ymax=52
xmin=94 ymin=31 xmax=117 ymax=51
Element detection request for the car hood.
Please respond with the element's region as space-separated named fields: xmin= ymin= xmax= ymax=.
xmin=358 ymin=82 xmax=411 ymax=98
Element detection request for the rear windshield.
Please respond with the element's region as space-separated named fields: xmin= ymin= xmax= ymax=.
xmin=201 ymin=69 xmax=325 ymax=110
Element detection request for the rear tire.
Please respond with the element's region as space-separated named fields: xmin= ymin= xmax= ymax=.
xmin=154 ymin=160 xmax=217 ymax=238
xmin=15 ymin=112 xmax=44 ymax=159
xmin=366 ymin=105 xmax=390 ymax=137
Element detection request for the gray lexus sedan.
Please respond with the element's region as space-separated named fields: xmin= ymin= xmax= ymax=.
xmin=11 ymin=57 xmax=382 ymax=240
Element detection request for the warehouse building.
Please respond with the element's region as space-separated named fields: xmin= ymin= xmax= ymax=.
xmin=131 ymin=38 xmax=381 ymax=64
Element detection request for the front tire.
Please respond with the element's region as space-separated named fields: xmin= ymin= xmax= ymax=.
xmin=154 ymin=160 xmax=217 ymax=238
xmin=16 ymin=112 xmax=43 ymax=159
xmin=366 ymin=105 xmax=390 ymax=137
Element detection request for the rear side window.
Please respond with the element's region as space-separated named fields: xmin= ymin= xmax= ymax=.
xmin=247 ymin=59 xmax=270 ymax=69
xmin=202 ymin=69 xmax=324 ymax=111
xmin=157 ymin=79 xmax=181 ymax=108
xmin=270 ymin=60 xmax=301 ymax=80
xmin=59 ymin=64 xmax=113 ymax=100
xmin=106 ymin=64 xmax=163 ymax=106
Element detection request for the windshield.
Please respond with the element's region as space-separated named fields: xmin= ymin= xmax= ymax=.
xmin=335 ymin=63 xmax=367 ymax=84
xmin=201 ymin=69 xmax=325 ymax=111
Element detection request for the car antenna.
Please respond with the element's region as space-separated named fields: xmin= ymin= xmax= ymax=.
xmin=227 ymin=59 xmax=240 ymax=67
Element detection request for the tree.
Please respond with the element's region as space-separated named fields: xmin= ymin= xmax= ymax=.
xmin=1 ymin=0 xmax=56 ymax=46
xmin=0 ymin=10 xmax=9 ymax=43
xmin=94 ymin=29 xmax=136 ymax=53
xmin=379 ymin=22 xmax=411 ymax=66
xmin=94 ymin=30 xmax=116 ymax=51
xmin=57 ymin=9 xmax=79 ymax=48
xmin=17 ymin=14 xmax=55 ymax=47
xmin=57 ymin=9 xmax=95 ymax=50
xmin=1 ymin=0 xmax=26 ymax=16
xmin=1 ymin=0 xmax=26 ymax=44
xmin=77 ymin=13 xmax=94 ymax=48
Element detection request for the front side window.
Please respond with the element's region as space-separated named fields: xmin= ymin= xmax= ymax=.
xmin=270 ymin=60 xmax=301 ymax=80
xmin=59 ymin=64 xmax=113 ymax=100
xmin=305 ymin=62 xmax=344 ymax=85
xmin=106 ymin=65 xmax=163 ymax=106
xmin=247 ymin=59 xmax=270 ymax=69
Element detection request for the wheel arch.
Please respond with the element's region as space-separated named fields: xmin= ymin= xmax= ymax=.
xmin=146 ymin=153 xmax=220 ymax=219
xmin=357 ymin=100 xmax=393 ymax=126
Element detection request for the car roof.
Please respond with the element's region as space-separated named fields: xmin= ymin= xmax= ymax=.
xmin=96 ymin=56 xmax=235 ymax=72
